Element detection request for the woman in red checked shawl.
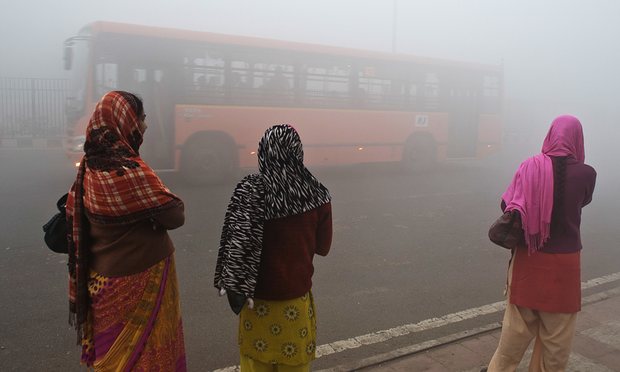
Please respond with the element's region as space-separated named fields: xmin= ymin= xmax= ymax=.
xmin=66 ymin=91 xmax=187 ymax=371
xmin=485 ymin=115 xmax=596 ymax=372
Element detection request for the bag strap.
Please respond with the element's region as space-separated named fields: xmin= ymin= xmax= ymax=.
xmin=504 ymin=248 xmax=515 ymax=296
xmin=57 ymin=193 xmax=69 ymax=212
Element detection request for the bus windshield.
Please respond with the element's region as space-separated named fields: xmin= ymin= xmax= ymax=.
xmin=65 ymin=37 xmax=89 ymax=118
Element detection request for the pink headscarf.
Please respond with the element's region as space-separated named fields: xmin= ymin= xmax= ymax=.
xmin=502 ymin=115 xmax=585 ymax=254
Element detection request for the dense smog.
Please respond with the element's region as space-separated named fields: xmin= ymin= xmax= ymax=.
xmin=1 ymin=1 xmax=619 ymax=371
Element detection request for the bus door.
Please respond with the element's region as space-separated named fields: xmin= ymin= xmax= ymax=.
xmin=126 ymin=65 xmax=176 ymax=169
xmin=447 ymin=75 xmax=479 ymax=158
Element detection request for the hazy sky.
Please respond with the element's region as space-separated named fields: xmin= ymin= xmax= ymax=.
xmin=1 ymin=0 xmax=619 ymax=123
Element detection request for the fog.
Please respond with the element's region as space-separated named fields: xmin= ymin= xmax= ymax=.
xmin=1 ymin=1 xmax=619 ymax=370
xmin=2 ymin=0 xmax=619 ymax=141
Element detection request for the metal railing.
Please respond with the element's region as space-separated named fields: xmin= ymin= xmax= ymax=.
xmin=0 ymin=77 xmax=69 ymax=138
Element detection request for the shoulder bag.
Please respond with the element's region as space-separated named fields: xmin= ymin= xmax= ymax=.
xmin=42 ymin=193 xmax=69 ymax=254
xmin=488 ymin=210 xmax=524 ymax=249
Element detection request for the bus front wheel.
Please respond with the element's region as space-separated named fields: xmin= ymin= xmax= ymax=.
xmin=402 ymin=136 xmax=437 ymax=172
xmin=181 ymin=135 xmax=237 ymax=185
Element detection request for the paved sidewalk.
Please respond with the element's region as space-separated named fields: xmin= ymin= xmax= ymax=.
xmin=323 ymin=287 xmax=620 ymax=372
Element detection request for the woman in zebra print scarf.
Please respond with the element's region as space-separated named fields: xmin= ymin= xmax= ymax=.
xmin=215 ymin=124 xmax=333 ymax=371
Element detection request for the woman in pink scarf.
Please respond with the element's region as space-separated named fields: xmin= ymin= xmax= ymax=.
xmin=485 ymin=115 xmax=596 ymax=371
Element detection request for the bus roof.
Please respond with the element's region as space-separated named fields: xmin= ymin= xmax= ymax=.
xmin=83 ymin=21 xmax=501 ymax=73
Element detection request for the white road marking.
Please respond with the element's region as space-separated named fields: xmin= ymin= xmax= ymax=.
xmin=581 ymin=271 xmax=620 ymax=289
xmin=212 ymin=271 xmax=620 ymax=372
xmin=315 ymin=301 xmax=506 ymax=358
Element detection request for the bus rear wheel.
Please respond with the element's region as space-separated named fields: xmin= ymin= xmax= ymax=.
xmin=181 ymin=135 xmax=237 ymax=185
xmin=402 ymin=136 xmax=437 ymax=172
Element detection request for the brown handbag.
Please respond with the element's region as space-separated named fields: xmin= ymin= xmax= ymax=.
xmin=488 ymin=210 xmax=524 ymax=249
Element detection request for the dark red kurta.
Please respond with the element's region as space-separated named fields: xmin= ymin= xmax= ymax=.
xmin=510 ymin=246 xmax=581 ymax=313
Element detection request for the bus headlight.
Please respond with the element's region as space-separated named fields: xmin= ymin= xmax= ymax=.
xmin=72 ymin=135 xmax=86 ymax=152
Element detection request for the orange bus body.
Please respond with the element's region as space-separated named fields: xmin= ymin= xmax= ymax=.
xmin=63 ymin=21 xmax=502 ymax=182
xmin=175 ymin=105 xmax=451 ymax=168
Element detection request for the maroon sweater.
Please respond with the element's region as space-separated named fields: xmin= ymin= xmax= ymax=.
xmin=254 ymin=202 xmax=332 ymax=300
xmin=502 ymin=158 xmax=596 ymax=253
xmin=542 ymin=159 xmax=596 ymax=253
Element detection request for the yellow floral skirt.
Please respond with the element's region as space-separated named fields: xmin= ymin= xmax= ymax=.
xmin=239 ymin=292 xmax=317 ymax=366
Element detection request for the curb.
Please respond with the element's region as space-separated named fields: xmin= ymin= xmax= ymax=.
xmin=316 ymin=286 xmax=620 ymax=372
xmin=0 ymin=138 xmax=63 ymax=149
xmin=316 ymin=323 xmax=502 ymax=372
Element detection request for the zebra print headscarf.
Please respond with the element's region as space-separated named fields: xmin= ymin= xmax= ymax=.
xmin=215 ymin=124 xmax=331 ymax=314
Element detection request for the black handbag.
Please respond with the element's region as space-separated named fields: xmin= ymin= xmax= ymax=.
xmin=488 ymin=210 xmax=524 ymax=249
xmin=42 ymin=193 xmax=69 ymax=254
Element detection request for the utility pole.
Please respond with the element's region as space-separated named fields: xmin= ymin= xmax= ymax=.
xmin=392 ymin=0 xmax=397 ymax=53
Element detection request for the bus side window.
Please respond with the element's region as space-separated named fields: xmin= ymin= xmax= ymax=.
xmin=302 ymin=62 xmax=350 ymax=108
xmin=195 ymin=75 xmax=222 ymax=91
xmin=259 ymin=63 xmax=294 ymax=105
xmin=229 ymin=58 xmax=254 ymax=104
xmin=195 ymin=75 xmax=208 ymax=91
xmin=126 ymin=68 xmax=147 ymax=95
xmin=263 ymin=65 xmax=291 ymax=92
xmin=359 ymin=64 xmax=398 ymax=109
xmin=385 ymin=79 xmax=407 ymax=109
xmin=424 ymin=72 xmax=440 ymax=111
xmin=95 ymin=63 xmax=118 ymax=97
xmin=230 ymin=71 xmax=249 ymax=89
xmin=408 ymin=84 xmax=418 ymax=110
xmin=183 ymin=48 xmax=225 ymax=104
xmin=482 ymin=75 xmax=500 ymax=113
xmin=353 ymin=86 xmax=367 ymax=107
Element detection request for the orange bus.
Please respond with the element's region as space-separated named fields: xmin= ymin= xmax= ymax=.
xmin=63 ymin=21 xmax=502 ymax=184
